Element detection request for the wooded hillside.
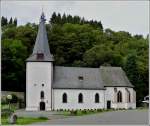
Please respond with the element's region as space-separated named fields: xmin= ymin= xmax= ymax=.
xmin=1 ymin=12 xmax=148 ymax=106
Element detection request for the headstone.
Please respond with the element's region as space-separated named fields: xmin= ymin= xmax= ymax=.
xmin=8 ymin=113 xmax=17 ymax=124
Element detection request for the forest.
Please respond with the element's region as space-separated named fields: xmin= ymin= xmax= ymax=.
xmin=1 ymin=12 xmax=148 ymax=106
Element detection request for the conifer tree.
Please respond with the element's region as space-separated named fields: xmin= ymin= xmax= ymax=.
xmin=1 ymin=16 xmax=8 ymax=26
xmin=62 ymin=13 xmax=67 ymax=24
xmin=9 ymin=17 xmax=13 ymax=24
xmin=50 ymin=12 xmax=57 ymax=24
xmin=14 ymin=18 xmax=17 ymax=26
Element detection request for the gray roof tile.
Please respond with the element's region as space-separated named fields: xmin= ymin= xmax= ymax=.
xmin=27 ymin=12 xmax=54 ymax=62
xmin=52 ymin=66 xmax=133 ymax=89
xmin=53 ymin=66 xmax=105 ymax=89
xmin=100 ymin=66 xmax=133 ymax=87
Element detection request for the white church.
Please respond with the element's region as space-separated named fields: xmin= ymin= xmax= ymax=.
xmin=26 ymin=12 xmax=136 ymax=111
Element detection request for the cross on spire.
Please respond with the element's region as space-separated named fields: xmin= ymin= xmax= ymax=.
xmin=40 ymin=11 xmax=46 ymax=22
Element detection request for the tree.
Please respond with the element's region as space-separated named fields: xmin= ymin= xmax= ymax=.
xmin=2 ymin=27 xmax=17 ymax=39
xmin=124 ymin=54 xmax=139 ymax=84
xmin=67 ymin=15 xmax=73 ymax=23
xmin=97 ymin=21 xmax=103 ymax=30
xmin=73 ymin=16 xmax=80 ymax=24
xmin=123 ymin=54 xmax=147 ymax=106
xmin=83 ymin=44 xmax=123 ymax=67
xmin=1 ymin=16 xmax=8 ymax=26
xmin=62 ymin=13 xmax=67 ymax=24
xmin=14 ymin=18 xmax=17 ymax=26
xmin=2 ymin=39 xmax=27 ymax=91
xmin=50 ymin=12 xmax=57 ymax=24
xmin=80 ymin=17 xmax=85 ymax=24
xmin=9 ymin=17 xmax=13 ymax=24
xmin=57 ymin=13 xmax=61 ymax=24
xmin=134 ymin=34 xmax=143 ymax=40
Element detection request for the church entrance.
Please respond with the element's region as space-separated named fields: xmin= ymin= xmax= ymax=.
xmin=40 ymin=102 xmax=45 ymax=111
xmin=107 ymin=100 xmax=111 ymax=109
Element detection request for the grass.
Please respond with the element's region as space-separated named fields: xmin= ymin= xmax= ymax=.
xmin=136 ymin=107 xmax=149 ymax=111
xmin=1 ymin=104 xmax=18 ymax=111
xmin=1 ymin=116 xmax=48 ymax=125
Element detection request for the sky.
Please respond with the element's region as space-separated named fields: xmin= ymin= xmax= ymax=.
xmin=1 ymin=1 xmax=149 ymax=37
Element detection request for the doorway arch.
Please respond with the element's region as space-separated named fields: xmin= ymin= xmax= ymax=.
xmin=40 ymin=102 xmax=45 ymax=111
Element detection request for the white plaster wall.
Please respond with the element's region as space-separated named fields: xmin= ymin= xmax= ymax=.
xmin=105 ymin=87 xmax=136 ymax=109
xmin=26 ymin=62 xmax=52 ymax=111
xmin=53 ymin=89 xmax=105 ymax=110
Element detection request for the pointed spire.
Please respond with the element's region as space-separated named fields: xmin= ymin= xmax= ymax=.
xmin=40 ymin=11 xmax=46 ymax=22
xmin=27 ymin=12 xmax=54 ymax=62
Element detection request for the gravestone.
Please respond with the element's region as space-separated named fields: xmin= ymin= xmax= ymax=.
xmin=8 ymin=113 xmax=17 ymax=124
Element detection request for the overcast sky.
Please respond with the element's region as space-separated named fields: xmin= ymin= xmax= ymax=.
xmin=1 ymin=1 xmax=149 ymax=36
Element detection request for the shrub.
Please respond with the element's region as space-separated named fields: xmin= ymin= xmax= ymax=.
xmin=1 ymin=109 xmax=14 ymax=117
xmin=70 ymin=110 xmax=77 ymax=115
xmin=82 ymin=110 xmax=87 ymax=114
xmin=90 ymin=109 xmax=94 ymax=112
xmin=97 ymin=109 xmax=102 ymax=112
xmin=1 ymin=98 xmax=7 ymax=104
xmin=38 ymin=117 xmax=48 ymax=120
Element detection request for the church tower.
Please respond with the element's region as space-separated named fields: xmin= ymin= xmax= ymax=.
xmin=26 ymin=12 xmax=54 ymax=111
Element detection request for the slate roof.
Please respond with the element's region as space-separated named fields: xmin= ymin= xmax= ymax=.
xmin=100 ymin=66 xmax=133 ymax=87
xmin=53 ymin=66 xmax=105 ymax=89
xmin=26 ymin=12 xmax=54 ymax=62
xmin=52 ymin=66 xmax=134 ymax=89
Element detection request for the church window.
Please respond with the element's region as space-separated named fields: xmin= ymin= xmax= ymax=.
xmin=126 ymin=88 xmax=131 ymax=103
xmin=41 ymin=91 xmax=44 ymax=99
xmin=62 ymin=93 xmax=67 ymax=103
xmin=145 ymin=96 xmax=149 ymax=101
xmin=42 ymin=84 xmax=44 ymax=87
xmin=78 ymin=93 xmax=83 ymax=103
xmin=127 ymin=90 xmax=131 ymax=103
xmin=78 ymin=76 xmax=84 ymax=80
xmin=95 ymin=93 xmax=99 ymax=103
xmin=37 ymin=53 xmax=44 ymax=59
xmin=117 ymin=91 xmax=122 ymax=103
xmin=128 ymin=91 xmax=131 ymax=103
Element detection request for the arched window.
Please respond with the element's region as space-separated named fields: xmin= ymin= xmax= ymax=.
xmin=62 ymin=93 xmax=67 ymax=103
xmin=126 ymin=88 xmax=131 ymax=103
xmin=117 ymin=91 xmax=122 ymax=103
xmin=78 ymin=93 xmax=83 ymax=103
xmin=41 ymin=91 xmax=44 ymax=99
xmin=95 ymin=93 xmax=99 ymax=103
xmin=127 ymin=90 xmax=131 ymax=103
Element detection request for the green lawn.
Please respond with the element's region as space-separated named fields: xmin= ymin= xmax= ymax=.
xmin=1 ymin=117 xmax=48 ymax=125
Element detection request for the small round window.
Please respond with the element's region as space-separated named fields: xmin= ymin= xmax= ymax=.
xmin=42 ymin=84 xmax=44 ymax=87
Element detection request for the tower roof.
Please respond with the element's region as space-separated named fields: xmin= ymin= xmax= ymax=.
xmin=26 ymin=12 xmax=54 ymax=62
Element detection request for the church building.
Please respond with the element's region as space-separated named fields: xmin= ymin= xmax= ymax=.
xmin=26 ymin=12 xmax=136 ymax=111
